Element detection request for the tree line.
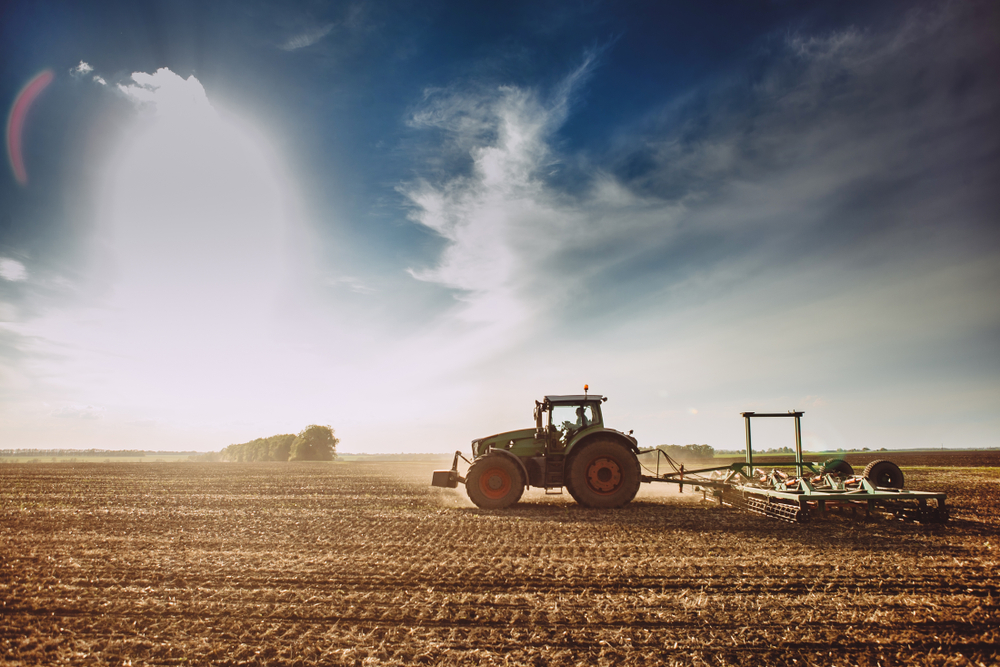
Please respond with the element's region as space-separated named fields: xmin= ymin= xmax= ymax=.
xmin=0 ymin=449 xmax=169 ymax=457
xmin=219 ymin=425 xmax=338 ymax=462
xmin=656 ymin=444 xmax=715 ymax=459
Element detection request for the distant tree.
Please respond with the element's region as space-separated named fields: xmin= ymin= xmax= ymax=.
xmin=269 ymin=435 xmax=294 ymax=461
xmin=289 ymin=425 xmax=338 ymax=461
xmin=220 ymin=434 xmax=296 ymax=462
xmin=217 ymin=428 xmax=337 ymax=462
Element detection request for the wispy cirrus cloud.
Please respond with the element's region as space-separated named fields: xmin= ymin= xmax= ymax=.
xmin=281 ymin=22 xmax=336 ymax=51
xmin=0 ymin=258 xmax=27 ymax=282
xmin=401 ymin=53 xmax=604 ymax=330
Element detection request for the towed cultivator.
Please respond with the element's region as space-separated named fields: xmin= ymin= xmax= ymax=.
xmin=432 ymin=389 xmax=947 ymax=523
xmin=643 ymin=411 xmax=948 ymax=524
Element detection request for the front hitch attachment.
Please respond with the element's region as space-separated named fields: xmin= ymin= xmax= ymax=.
xmin=432 ymin=451 xmax=467 ymax=488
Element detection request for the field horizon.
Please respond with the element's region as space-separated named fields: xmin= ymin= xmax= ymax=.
xmin=2 ymin=446 xmax=998 ymax=465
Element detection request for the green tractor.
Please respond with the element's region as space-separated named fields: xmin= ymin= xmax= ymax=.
xmin=432 ymin=389 xmax=641 ymax=509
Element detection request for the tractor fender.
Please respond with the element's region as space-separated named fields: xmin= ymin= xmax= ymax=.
xmin=486 ymin=447 xmax=531 ymax=488
xmin=566 ymin=429 xmax=640 ymax=457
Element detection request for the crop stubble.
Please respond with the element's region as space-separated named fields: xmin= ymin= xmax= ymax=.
xmin=1 ymin=453 xmax=998 ymax=666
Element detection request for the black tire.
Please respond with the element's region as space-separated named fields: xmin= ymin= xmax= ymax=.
xmin=864 ymin=459 xmax=904 ymax=489
xmin=466 ymin=455 xmax=524 ymax=509
xmin=566 ymin=439 xmax=641 ymax=509
xmin=822 ymin=458 xmax=854 ymax=478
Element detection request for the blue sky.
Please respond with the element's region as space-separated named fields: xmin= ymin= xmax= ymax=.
xmin=1 ymin=0 xmax=998 ymax=452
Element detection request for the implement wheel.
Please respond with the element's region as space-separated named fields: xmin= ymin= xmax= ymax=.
xmin=864 ymin=459 xmax=905 ymax=489
xmin=466 ymin=455 xmax=524 ymax=509
xmin=822 ymin=458 xmax=854 ymax=478
xmin=566 ymin=440 xmax=641 ymax=509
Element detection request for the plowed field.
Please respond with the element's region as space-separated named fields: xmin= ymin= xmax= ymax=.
xmin=2 ymin=452 xmax=998 ymax=666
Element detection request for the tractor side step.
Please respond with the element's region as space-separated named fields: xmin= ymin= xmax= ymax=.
xmin=544 ymin=454 xmax=565 ymax=490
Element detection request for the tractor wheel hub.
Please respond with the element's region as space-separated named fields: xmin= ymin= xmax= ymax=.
xmin=586 ymin=457 xmax=622 ymax=493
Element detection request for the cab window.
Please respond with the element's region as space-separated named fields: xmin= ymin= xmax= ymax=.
xmin=551 ymin=404 xmax=595 ymax=431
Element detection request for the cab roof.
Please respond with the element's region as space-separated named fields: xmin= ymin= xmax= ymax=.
xmin=544 ymin=394 xmax=605 ymax=404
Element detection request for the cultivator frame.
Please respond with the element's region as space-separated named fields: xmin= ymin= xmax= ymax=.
xmin=641 ymin=411 xmax=948 ymax=524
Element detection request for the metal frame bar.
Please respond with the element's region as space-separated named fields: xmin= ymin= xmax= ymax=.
xmin=741 ymin=411 xmax=805 ymax=477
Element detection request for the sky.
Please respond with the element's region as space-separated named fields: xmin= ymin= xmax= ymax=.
xmin=0 ymin=0 xmax=998 ymax=453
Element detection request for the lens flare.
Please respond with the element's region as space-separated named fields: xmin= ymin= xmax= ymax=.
xmin=6 ymin=69 xmax=54 ymax=186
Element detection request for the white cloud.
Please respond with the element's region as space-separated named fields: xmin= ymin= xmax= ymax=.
xmin=401 ymin=54 xmax=611 ymax=335
xmin=71 ymin=61 xmax=93 ymax=76
xmin=0 ymin=258 xmax=27 ymax=282
xmin=118 ymin=68 xmax=214 ymax=121
xmin=281 ymin=23 xmax=335 ymax=50
xmin=403 ymin=88 xmax=553 ymax=329
xmin=69 ymin=60 xmax=107 ymax=85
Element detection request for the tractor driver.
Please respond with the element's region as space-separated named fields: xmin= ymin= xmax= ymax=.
xmin=561 ymin=406 xmax=590 ymax=444
xmin=562 ymin=405 xmax=590 ymax=440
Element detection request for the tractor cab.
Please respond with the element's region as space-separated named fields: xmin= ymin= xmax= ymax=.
xmin=535 ymin=394 xmax=606 ymax=452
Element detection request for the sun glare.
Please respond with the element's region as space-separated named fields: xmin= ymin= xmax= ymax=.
xmin=99 ymin=69 xmax=288 ymax=407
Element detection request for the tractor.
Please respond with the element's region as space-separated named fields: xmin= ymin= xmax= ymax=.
xmin=432 ymin=391 xmax=949 ymax=523
xmin=432 ymin=388 xmax=641 ymax=509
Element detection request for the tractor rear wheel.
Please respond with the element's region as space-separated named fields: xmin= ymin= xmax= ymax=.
xmin=864 ymin=459 xmax=905 ymax=489
xmin=566 ymin=440 xmax=641 ymax=509
xmin=822 ymin=458 xmax=854 ymax=478
xmin=466 ymin=455 xmax=525 ymax=509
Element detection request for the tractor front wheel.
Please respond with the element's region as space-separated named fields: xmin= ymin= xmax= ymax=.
xmin=566 ymin=440 xmax=641 ymax=509
xmin=466 ymin=455 xmax=525 ymax=509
